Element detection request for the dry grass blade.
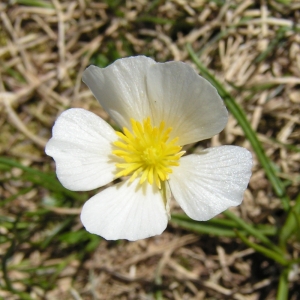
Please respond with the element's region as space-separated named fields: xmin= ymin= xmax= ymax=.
xmin=0 ymin=0 xmax=299 ymax=299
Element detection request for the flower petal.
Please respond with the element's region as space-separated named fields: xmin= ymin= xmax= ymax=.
xmin=81 ymin=179 xmax=169 ymax=241
xmin=169 ymin=146 xmax=252 ymax=221
xmin=45 ymin=108 xmax=118 ymax=191
xmin=82 ymin=56 xmax=156 ymax=129
xmin=146 ymin=61 xmax=228 ymax=145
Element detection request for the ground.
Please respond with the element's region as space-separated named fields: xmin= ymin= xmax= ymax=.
xmin=0 ymin=0 xmax=299 ymax=299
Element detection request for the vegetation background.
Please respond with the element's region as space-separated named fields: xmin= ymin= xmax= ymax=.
xmin=0 ymin=0 xmax=299 ymax=299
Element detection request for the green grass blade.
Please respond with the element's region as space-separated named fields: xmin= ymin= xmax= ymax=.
xmin=172 ymin=213 xmax=236 ymax=227
xmin=235 ymin=231 xmax=289 ymax=266
xmin=40 ymin=217 xmax=74 ymax=249
xmin=0 ymin=157 xmax=83 ymax=200
xmin=0 ymin=187 xmax=32 ymax=207
xmin=254 ymin=27 xmax=289 ymax=64
xmin=172 ymin=213 xmax=276 ymax=236
xmin=14 ymin=0 xmax=53 ymax=8
xmin=279 ymin=193 xmax=300 ymax=249
xmin=276 ymin=268 xmax=289 ymax=300
xmin=171 ymin=218 xmax=239 ymax=237
xmin=187 ymin=44 xmax=290 ymax=211
xmin=223 ymin=211 xmax=283 ymax=254
xmin=172 ymin=212 xmax=282 ymax=252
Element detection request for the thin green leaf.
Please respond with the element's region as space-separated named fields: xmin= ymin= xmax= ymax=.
xmin=254 ymin=27 xmax=289 ymax=64
xmin=49 ymin=254 xmax=77 ymax=285
xmin=0 ymin=157 xmax=83 ymax=200
xmin=172 ymin=213 xmax=276 ymax=236
xmin=0 ymin=187 xmax=32 ymax=207
xmin=171 ymin=218 xmax=243 ymax=238
xmin=276 ymin=268 xmax=289 ymax=300
xmin=279 ymin=193 xmax=300 ymax=249
xmin=235 ymin=231 xmax=289 ymax=266
xmin=224 ymin=211 xmax=283 ymax=255
xmin=172 ymin=213 xmax=237 ymax=227
xmin=14 ymin=0 xmax=53 ymax=8
xmin=40 ymin=217 xmax=74 ymax=249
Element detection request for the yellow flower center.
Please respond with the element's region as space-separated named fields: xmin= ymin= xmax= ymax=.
xmin=112 ymin=117 xmax=185 ymax=189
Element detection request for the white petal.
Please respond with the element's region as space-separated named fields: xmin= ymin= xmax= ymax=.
xmin=169 ymin=146 xmax=252 ymax=221
xmin=81 ymin=179 xmax=169 ymax=241
xmin=146 ymin=61 xmax=228 ymax=145
xmin=82 ymin=56 xmax=156 ymax=129
xmin=45 ymin=108 xmax=118 ymax=191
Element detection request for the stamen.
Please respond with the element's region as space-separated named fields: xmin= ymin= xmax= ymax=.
xmin=112 ymin=117 xmax=185 ymax=188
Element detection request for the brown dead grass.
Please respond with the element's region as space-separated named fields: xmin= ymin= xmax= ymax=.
xmin=0 ymin=0 xmax=300 ymax=299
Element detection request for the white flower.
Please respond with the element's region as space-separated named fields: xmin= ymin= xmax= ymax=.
xmin=45 ymin=56 xmax=252 ymax=241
